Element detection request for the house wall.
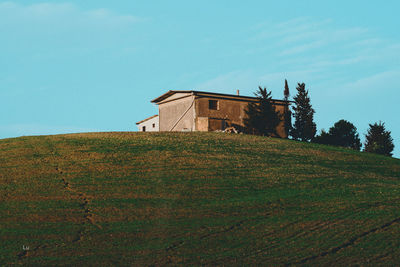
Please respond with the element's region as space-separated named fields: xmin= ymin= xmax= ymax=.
xmin=195 ymin=97 xmax=246 ymax=129
xmin=194 ymin=96 xmax=287 ymax=137
xmin=158 ymin=94 xmax=196 ymax=131
xmin=275 ymin=106 xmax=287 ymax=138
xmin=137 ymin=116 xmax=159 ymax=132
xmin=196 ymin=117 xmax=209 ymax=131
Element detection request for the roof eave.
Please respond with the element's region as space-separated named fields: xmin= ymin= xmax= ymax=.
xmin=135 ymin=114 xmax=158 ymax=125
xmin=150 ymin=90 xmax=294 ymax=104
xmin=151 ymin=90 xmax=193 ymax=103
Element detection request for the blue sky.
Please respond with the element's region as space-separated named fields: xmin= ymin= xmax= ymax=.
xmin=1 ymin=1 xmax=399 ymax=157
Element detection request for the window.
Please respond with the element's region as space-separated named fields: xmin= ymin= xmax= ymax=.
xmin=152 ymin=123 xmax=155 ymax=128
xmin=142 ymin=126 xmax=146 ymax=132
xmin=209 ymin=100 xmax=219 ymax=110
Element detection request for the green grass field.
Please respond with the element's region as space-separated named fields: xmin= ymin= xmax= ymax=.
xmin=1 ymin=132 xmax=400 ymax=266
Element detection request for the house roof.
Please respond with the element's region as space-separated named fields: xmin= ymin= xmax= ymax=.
xmin=135 ymin=114 xmax=158 ymax=125
xmin=151 ymin=90 xmax=193 ymax=103
xmin=151 ymin=90 xmax=292 ymax=104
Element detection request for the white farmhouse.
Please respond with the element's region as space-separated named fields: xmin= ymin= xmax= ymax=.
xmin=136 ymin=115 xmax=159 ymax=132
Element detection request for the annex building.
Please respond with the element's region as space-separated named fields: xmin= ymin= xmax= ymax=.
xmin=136 ymin=90 xmax=289 ymax=138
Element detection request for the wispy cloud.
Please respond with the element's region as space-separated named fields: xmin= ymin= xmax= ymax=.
xmin=277 ymin=27 xmax=369 ymax=56
xmin=336 ymin=69 xmax=400 ymax=96
xmin=239 ymin=17 xmax=400 ymax=156
xmin=0 ymin=2 xmax=145 ymax=58
xmin=280 ymin=40 xmax=325 ymax=56
xmin=0 ymin=2 xmax=141 ymax=26
xmin=195 ymin=69 xmax=318 ymax=97
xmin=248 ymin=17 xmax=372 ymax=60
xmin=196 ymin=16 xmax=400 ymax=101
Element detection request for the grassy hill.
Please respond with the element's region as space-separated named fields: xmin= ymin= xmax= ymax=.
xmin=1 ymin=132 xmax=400 ymax=266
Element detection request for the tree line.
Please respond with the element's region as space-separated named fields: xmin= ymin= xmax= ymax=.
xmin=244 ymin=81 xmax=395 ymax=157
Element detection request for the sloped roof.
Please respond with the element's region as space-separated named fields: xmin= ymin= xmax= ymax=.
xmin=135 ymin=114 xmax=158 ymax=125
xmin=151 ymin=90 xmax=193 ymax=103
xmin=151 ymin=90 xmax=291 ymax=104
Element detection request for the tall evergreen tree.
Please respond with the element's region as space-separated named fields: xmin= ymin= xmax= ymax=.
xmin=284 ymin=79 xmax=290 ymax=101
xmin=244 ymin=86 xmax=281 ymax=136
xmin=283 ymin=79 xmax=292 ymax=138
xmin=291 ymin=83 xmax=316 ymax=141
xmin=364 ymin=122 xmax=394 ymax=156
xmin=329 ymin=120 xmax=361 ymax=150
xmin=313 ymin=119 xmax=361 ymax=150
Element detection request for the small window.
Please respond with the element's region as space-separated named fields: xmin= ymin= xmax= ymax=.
xmin=142 ymin=126 xmax=146 ymax=132
xmin=209 ymin=100 xmax=219 ymax=110
xmin=152 ymin=123 xmax=155 ymax=128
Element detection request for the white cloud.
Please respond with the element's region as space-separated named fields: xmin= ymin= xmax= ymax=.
xmin=278 ymin=27 xmax=368 ymax=56
xmin=195 ymin=69 xmax=318 ymax=98
xmin=0 ymin=1 xmax=144 ymax=57
xmin=0 ymin=1 xmax=141 ymax=28
xmin=0 ymin=1 xmax=16 ymax=8
xmin=85 ymin=8 xmax=138 ymax=24
xmin=196 ymin=16 xmax=400 ymax=108
xmin=280 ymin=40 xmax=325 ymax=56
xmin=252 ymin=17 xmax=332 ymax=44
xmin=22 ymin=2 xmax=76 ymax=16
xmin=336 ymin=69 xmax=400 ymax=96
xmin=249 ymin=17 xmax=371 ymax=58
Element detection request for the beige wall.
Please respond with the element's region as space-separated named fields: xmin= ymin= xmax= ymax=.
xmin=196 ymin=117 xmax=209 ymax=131
xmin=159 ymin=94 xmax=195 ymax=131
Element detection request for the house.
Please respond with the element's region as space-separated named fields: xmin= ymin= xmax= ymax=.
xmin=142 ymin=90 xmax=289 ymax=137
xmin=136 ymin=114 xmax=159 ymax=132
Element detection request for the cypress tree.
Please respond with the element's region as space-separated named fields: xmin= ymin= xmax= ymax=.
xmin=244 ymin=86 xmax=281 ymax=136
xmin=291 ymin=83 xmax=316 ymax=141
xmin=283 ymin=79 xmax=292 ymax=138
xmin=364 ymin=122 xmax=394 ymax=156
xmin=284 ymin=79 xmax=290 ymax=101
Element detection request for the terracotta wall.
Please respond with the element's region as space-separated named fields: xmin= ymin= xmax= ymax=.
xmin=195 ymin=97 xmax=246 ymax=126
xmin=274 ymin=105 xmax=287 ymax=138
xmin=194 ymin=96 xmax=288 ymax=137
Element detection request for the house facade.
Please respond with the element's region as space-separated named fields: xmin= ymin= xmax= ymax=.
xmin=150 ymin=90 xmax=289 ymax=138
xmin=136 ymin=114 xmax=159 ymax=132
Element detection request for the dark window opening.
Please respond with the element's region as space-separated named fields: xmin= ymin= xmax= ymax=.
xmin=142 ymin=126 xmax=146 ymax=132
xmin=209 ymin=100 xmax=219 ymax=110
xmin=152 ymin=123 xmax=155 ymax=128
